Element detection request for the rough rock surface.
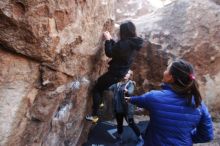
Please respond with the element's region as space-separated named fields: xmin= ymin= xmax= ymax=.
xmin=0 ymin=49 xmax=39 ymax=146
xmin=115 ymin=0 xmax=154 ymax=21
xmin=115 ymin=0 xmax=176 ymax=22
xmin=0 ymin=0 xmax=115 ymax=62
xmin=0 ymin=0 xmax=115 ymax=146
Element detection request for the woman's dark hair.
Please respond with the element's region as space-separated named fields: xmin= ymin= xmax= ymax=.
xmin=120 ymin=21 xmax=137 ymax=40
xmin=169 ymin=59 xmax=202 ymax=107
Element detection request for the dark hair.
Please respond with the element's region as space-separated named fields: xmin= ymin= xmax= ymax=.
xmin=169 ymin=59 xmax=202 ymax=107
xmin=120 ymin=21 xmax=137 ymax=40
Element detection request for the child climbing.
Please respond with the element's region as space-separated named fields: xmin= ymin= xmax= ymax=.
xmin=109 ymin=70 xmax=144 ymax=145
xmin=86 ymin=21 xmax=144 ymax=122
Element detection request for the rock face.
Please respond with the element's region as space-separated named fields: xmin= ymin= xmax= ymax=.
xmin=0 ymin=0 xmax=115 ymax=146
xmin=115 ymin=0 xmax=176 ymax=22
xmin=132 ymin=0 xmax=220 ymax=120
xmin=115 ymin=0 xmax=154 ymax=21
xmin=0 ymin=0 xmax=115 ymax=62
xmin=0 ymin=49 xmax=39 ymax=146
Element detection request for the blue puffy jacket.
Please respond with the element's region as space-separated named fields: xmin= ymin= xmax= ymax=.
xmin=130 ymin=84 xmax=214 ymax=146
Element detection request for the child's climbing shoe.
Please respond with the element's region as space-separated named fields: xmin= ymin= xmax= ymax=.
xmin=85 ymin=115 xmax=99 ymax=123
xmin=99 ymin=103 xmax=104 ymax=108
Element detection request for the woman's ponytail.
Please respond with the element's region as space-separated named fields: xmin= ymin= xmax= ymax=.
xmin=169 ymin=59 xmax=202 ymax=108
xmin=191 ymin=80 xmax=202 ymax=107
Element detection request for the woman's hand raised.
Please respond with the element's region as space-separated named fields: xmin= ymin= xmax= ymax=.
xmin=103 ymin=31 xmax=112 ymax=40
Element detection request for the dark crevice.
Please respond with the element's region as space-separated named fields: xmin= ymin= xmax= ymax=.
xmin=0 ymin=43 xmax=40 ymax=63
xmin=41 ymin=63 xmax=75 ymax=78
xmin=0 ymin=43 xmax=75 ymax=78
xmin=30 ymin=117 xmax=42 ymax=123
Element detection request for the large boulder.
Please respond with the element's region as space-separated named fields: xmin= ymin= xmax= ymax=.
xmin=115 ymin=0 xmax=177 ymax=21
xmin=0 ymin=0 xmax=115 ymax=62
xmin=0 ymin=0 xmax=115 ymax=145
xmin=133 ymin=0 xmax=220 ymax=119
